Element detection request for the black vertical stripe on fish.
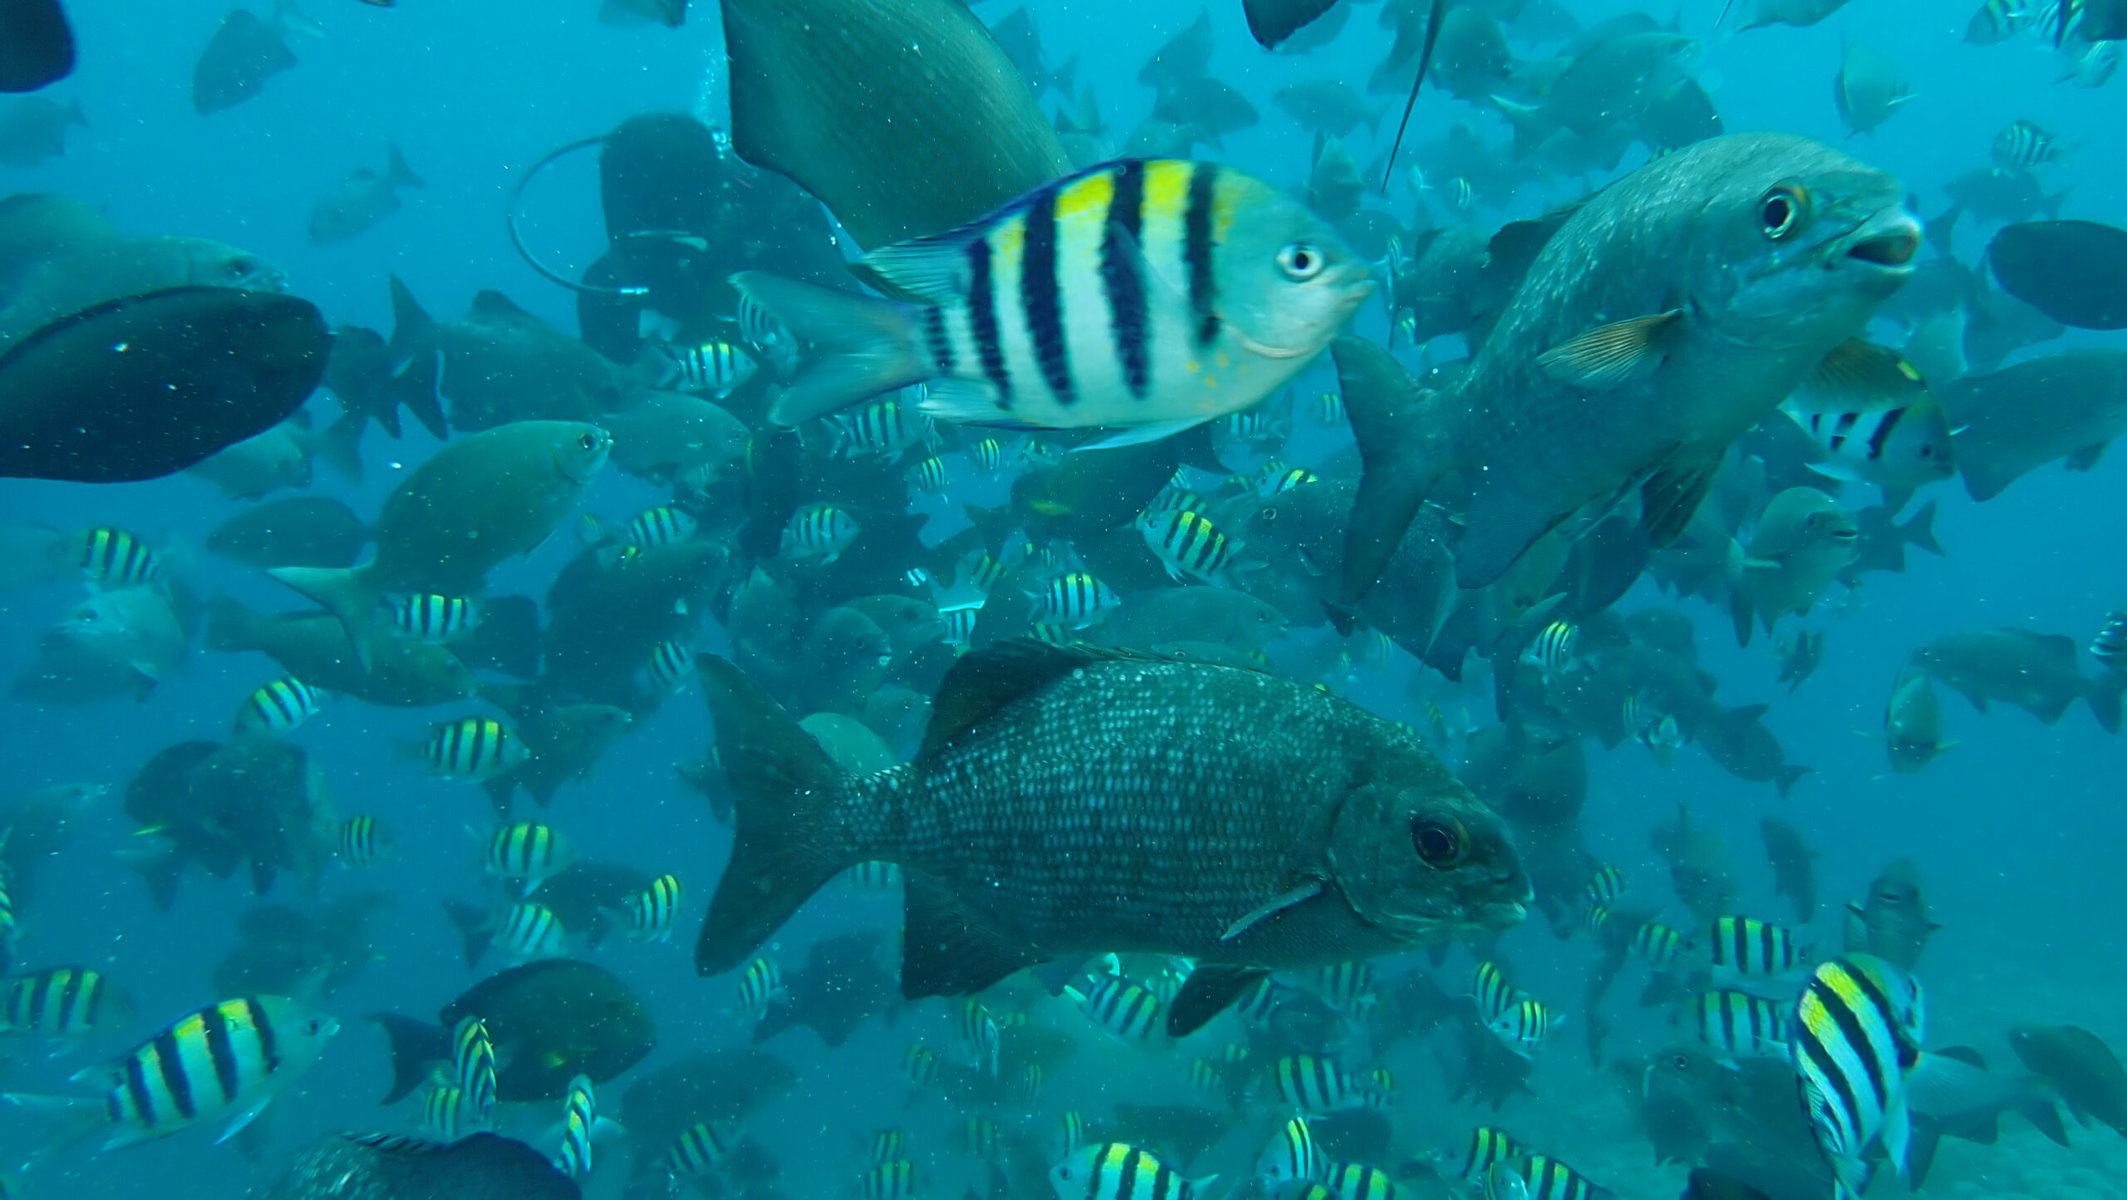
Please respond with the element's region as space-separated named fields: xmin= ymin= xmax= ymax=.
xmin=124 ymin=1050 xmax=157 ymax=1126
xmin=968 ymin=236 xmax=1012 ymax=409
xmin=1118 ymin=1147 xmax=1144 ymax=1200
xmin=1104 ymin=161 xmax=1151 ymax=399
xmin=1805 ymin=972 xmax=1882 ymax=1118
xmin=923 ymin=307 xmax=957 ymax=374
xmin=247 ymin=995 xmax=281 ymax=1074
xmin=1184 ymin=163 xmax=1221 ymax=348
xmin=1757 ymin=919 xmax=1777 ymax=972
xmin=1021 ymin=187 xmax=1074 ymax=406
xmin=1866 ymin=405 xmax=1905 ymax=459
xmin=203 ymin=1002 xmax=242 ymax=1105
xmin=154 ymin=1030 xmax=195 ymax=1120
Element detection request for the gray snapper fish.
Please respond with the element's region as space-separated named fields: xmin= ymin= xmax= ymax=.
xmin=1342 ymin=132 xmax=1920 ymax=598
xmin=694 ymin=641 xmax=1529 ymax=1036
xmin=11 ymin=586 xmax=185 ymax=705
xmin=0 ymin=234 xmax=284 ymax=346
xmin=308 ymin=144 xmax=423 ymax=245
xmin=268 ymin=420 xmax=612 ymax=669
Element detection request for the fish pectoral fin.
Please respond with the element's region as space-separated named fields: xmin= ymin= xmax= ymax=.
xmin=1640 ymin=451 xmax=1722 ymax=548
xmin=1218 ymin=880 xmax=1327 ymax=942
xmin=1535 ymin=311 xmax=1683 ymax=389
xmin=216 ymin=1098 xmax=272 ymax=1145
xmin=899 ymin=870 xmax=1041 ymax=997
xmin=1167 ymin=965 xmax=1272 ymax=1038
xmin=1072 ymin=416 xmax=1218 ymax=453
xmin=911 ymin=378 xmax=1021 ymax=427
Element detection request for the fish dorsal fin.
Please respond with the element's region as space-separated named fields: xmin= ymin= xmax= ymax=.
xmin=862 ymin=232 xmax=978 ymax=305
xmin=918 ymin=639 xmax=1142 ymax=759
xmin=1536 ymin=311 xmax=1683 ymax=390
xmin=1787 ymin=338 xmax=1927 ymax=415
xmin=469 ymin=290 xmax=538 ymax=325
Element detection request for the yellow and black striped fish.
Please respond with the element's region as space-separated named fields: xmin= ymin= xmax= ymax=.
xmin=420 ymin=717 xmax=528 ymax=783
xmin=1012 ymin=1062 xmax=1044 ymax=1105
xmin=335 ymin=815 xmax=390 ymax=868
xmin=658 ymin=338 xmax=756 ymax=396
xmin=737 ymin=955 xmax=782 ymax=1022
xmin=234 ymin=676 xmax=323 ymax=736
xmin=646 ymin=639 xmax=695 ymax=692
xmin=1053 ymin=1110 xmax=1090 ymax=1160
xmin=833 ymin=396 xmax=933 ymax=457
xmin=495 ymin=901 xmax=565 ymax=961
xmin=70 ymin=995 xmax=338 ymax=1149
xmin=860 ymin=1158 xmax=917 ymax=1200
xmin=969 ymin=437 xmax=1005 ymax=475
xmin=1793 ymin=953 xmax=1924 ymax=1200
xmin=556 ymin=1074 xmax=596 ymax=1179
xmin=423 ymin=1083 xmax=474 ymax=1139
xmin=1312 ymin=961 xmax=1375 ymax=1012
xmin=485 ymin=821 xmax=575 ymax=894
xmin=1691 ymin=990 xmax=1791 ymax=1063
xmin=626 ymin=505 xmax=698 ymax=550
xmin=451 ymin=1016 xmax=497 ymax=1122
xmin=1053 ymin=1142 xmax=1207 ymax=1200
xmin=955 ymin=998 xmax=1000 ymax=1077
xmin=1488 ymin=999 xmax=1558 ymax=1058
xmin=1323 ymin=1161 xmax=1407 ymax=1200
xmin=1074 ymin=973 xmax=1164 ymax=1041
xmin=1135 ymin=508 xmax=1240 ymax=583
xmin=1709 ymin=914 xmax=1809 ymax=982
xmin=902 ymin=1042 xmax=939 ymax=1089
xmin=734 ymin=160 xmax=1373 ymax=439
xmin=1467 ymin=961 xmax=1518 ymax=1023
xmin=960 ymin=1115 xmax=1003 ymax=1160
xmin=870 ymin=1129 xmax=907 ymax=1167
xmin=1482 ymin=1154 xmax=1604 ymax=1200
xmin=1631 ymin=921 xmax=1689 ymax=969
xmin=68 ymin=527 xmax=160 ymax=591
xmin=1520 ymin=620 xmax=1579 ymax=679
xmin=1457 ymin=1127 xmax=1521 ymax=1183
xmin=1255 ymin=1115 xmax=1322 ymax=1183
xmin=1270 ymin=1054 xmax=1386 ymax=1115
xmin=907 ymin=454 xmax=951 ymax=494
xmin=666 ymin=1121 xmax=730 ymax=1180
xmin=387 ymin=593 xmax=479 ymax=642
xmin=1037 ymin=570 xmax=1120 ymax=629
xmin=780 ymin=503 xmax=859 ymax=563
xmin=625 ymin=873 xmax=683 ymax=942
xmin=1583 ymin=864 xmax=1627 ymax=907
xmin=0 ymin=966 xmax=126 ymax=1037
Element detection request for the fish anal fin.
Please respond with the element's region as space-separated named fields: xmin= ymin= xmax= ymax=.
xmin=900 ymin=871 xmax=1039 ymax=997
xmin=1536 ymin=311 xmax=1683 ymax=389
xmin=1641 ymin=451 xmax=1722 ymax=547
xmin=1167 ymin=965 xmax=1272 ymax=1037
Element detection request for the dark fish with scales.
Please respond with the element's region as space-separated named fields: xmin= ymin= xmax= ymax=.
xmin=695 ymin=641 xmax=1528 ymax=1035
xmin=1340 ymin=133 xmax=1919 ymax=598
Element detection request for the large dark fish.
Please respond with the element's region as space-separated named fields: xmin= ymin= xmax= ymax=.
xmin=1341 ymin=133 xmax=1918 ymax=597
xmin=1243 ymin=0 xmax=1340 ymax=48
xmin=0 ymin=286 xmax=327 ymax=483
xmin=719 ymin=0 xmax=1072 ymax=249
xmin=0 ymin=0 xmax=73 ymax=92
xmin=694 ymin=641 xmax=1529 ymax=1035
xmin=1986 ymin=220 xmax=2127 ymax=331
xmin=372 ymin=959 xmax=654 ymax=1104
xmin=192 ymin=7 xmax=297 ymax=115
xmin=257 ymin=1132 xmax=579 ymax=1200
xmin=1942 ymin=349 xmax=2127 ymax=501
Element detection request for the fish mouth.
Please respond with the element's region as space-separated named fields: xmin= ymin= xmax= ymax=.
xmin=1229 ymin=271 xmax=1377 ymax=359
xmin=1837 ymin=209 xmax=1923 ymax=271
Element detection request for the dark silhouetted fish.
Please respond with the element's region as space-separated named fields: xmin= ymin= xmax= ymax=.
xmin=719 ymin=0 xmax=1072 ymax=249
xmin=0 ymin=286 xmax=327 ymax=483
xmin=1986 ymin=220 xmax=2127 ymax=331
xmin=0 ymin=0 xmax=73 ymax=93
xmin=257 ymin=1132 xmax=579 ymax=1200
xmin=192 ymin=6 xmax=300 ymax=115
xmin=372 ymin=959 xmax=654 ymax=1104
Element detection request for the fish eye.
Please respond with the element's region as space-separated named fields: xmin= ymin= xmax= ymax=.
xmin=1410 ymin=815 xmax=1469 ymax=869
xmin=1276 ymin=243 xmax=1327 ymax=281
xmin=1669 ymin=1052 xmax=1691 ymax=1070
xmin=578 ymin=432 xmax=600 ymax=451
xmin=1758 ymin=184 xmax=1808 ymax=240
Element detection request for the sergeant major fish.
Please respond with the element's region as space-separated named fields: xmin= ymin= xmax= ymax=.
xmin=731 ymin=159 xmax=1373 ymax=446
xmin=693 ymin=641 xmax=1528 ymax=1036
xmin=1339 ymin=133 xmax=1919 ymax=598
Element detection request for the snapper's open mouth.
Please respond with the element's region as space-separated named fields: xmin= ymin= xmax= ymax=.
xmin=1836 ymin=208 xmax=1924 ymax=271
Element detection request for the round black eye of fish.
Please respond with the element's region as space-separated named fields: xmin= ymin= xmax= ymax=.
xmin=1411 ymin=816 xmax=1468 ymax=868
xmin=1670 ymin=1052 xmax=1691 ymax=1070
xmin=1278 ymin=243 xmax=1326 ymax=280
xmin=1758 ymin=185 xmax=1807 ymax=240
xmin=578 ymin=432 xmax=599 ymax=450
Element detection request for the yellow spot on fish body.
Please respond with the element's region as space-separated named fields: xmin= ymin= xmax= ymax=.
xmin=1141 ymin=161 xmax=1193 ymax=220
xmin=1055 ymin=170 xmax=1116 ymax=221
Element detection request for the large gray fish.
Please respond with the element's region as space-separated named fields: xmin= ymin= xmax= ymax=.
xmin=1842 ymin=859 xmax=1938 ymax=972
xmin=694 ymin=641 xmax=1529 ymax=1035
xmin=1341 ymin=132 xmax=1919 ymax=597
xmin=1941 ymin=349 xmax=2127 ymax=501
